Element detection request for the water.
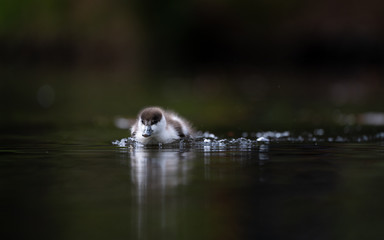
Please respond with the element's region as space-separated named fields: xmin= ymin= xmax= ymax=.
xmin=1 ymin=126 xmax=384 ymax=240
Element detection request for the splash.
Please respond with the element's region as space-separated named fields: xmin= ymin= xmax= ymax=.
xmin=112 ymin=130 xmax=384 ymax=148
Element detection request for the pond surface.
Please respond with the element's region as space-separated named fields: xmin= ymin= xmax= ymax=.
xmin=1 ymin=126 xmax=384 ymax=240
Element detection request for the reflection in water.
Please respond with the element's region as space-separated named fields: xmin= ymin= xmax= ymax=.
xmin=119 ymin=145 xmax=271 ymax=239
xmin=128 ymin=149 xmax=195 ymax=239
xmin=130 ymin=149 xmax=194 ymax=191
xmin=202 ymin=144 xmax=270 ymax=183
xmin=258 ymin=144 xmax=269 ymax=163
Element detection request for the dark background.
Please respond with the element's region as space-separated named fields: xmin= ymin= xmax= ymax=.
xmin=1 ymin=0 xmax=384 ymax=133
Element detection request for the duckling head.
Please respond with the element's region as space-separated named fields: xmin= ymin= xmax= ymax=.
xmin=139 ymin=107 xmax=165 ymax=138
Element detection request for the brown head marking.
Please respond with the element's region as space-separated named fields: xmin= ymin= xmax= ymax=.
xmin=140 ymin=107 xmax=163 ymax=125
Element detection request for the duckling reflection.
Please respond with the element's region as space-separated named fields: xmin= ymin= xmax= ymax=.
xmin=130 ymin=149 xmax=194 ymax=190
xmin=129 ymin=149 xmax=195 ymax=239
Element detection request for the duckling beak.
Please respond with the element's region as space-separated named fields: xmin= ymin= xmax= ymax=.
xmin=142 ymin=125 xmax=153 ymax=137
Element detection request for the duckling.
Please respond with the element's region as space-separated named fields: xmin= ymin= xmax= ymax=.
xmin=131 ymin=107 xmax=194 ymax=144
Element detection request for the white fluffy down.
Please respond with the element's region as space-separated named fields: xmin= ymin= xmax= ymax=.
xmin=131 ymin=107 xmax=193 ymax=144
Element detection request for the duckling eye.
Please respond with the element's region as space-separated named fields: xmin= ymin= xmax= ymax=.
xmin=151 ymin=120 xmax=158 ymax=125
xmin=141 ymin=120 xmax=145 ymax=125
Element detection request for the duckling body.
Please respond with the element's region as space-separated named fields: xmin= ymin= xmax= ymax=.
xmin=131 ymin=107 xmax=193 ymax=144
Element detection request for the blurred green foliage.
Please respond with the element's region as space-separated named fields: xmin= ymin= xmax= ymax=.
xmin=1 ymin=0 xmax=384 ymax=133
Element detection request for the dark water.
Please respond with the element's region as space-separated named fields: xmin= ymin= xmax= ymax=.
xmin=1 ymin=126 xmax=384 ymax=240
